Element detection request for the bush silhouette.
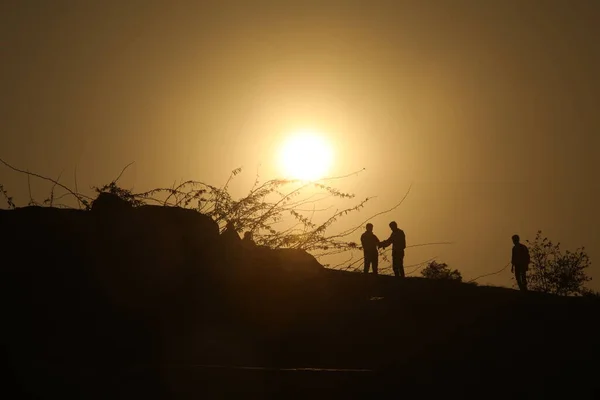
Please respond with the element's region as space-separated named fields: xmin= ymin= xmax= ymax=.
xmin=88 ymin=167 xmax=372 ymax=258
xmin=0 ymin=159 xmax=401 ymax=268
xmin=1 ymin=157 xmax=452 ymax=274
xmin=421 ymin=261 xmax=462 ymax=282
xmin=526 ymin=230 xmax=591 ymax=296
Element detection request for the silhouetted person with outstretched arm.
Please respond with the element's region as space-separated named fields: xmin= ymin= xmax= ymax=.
xmin=511 ymin=234 xmax=530 ymax=291
xmin=360 ymin=223 xmax=380 ymax=275
xmin=379 ymin=221 xmax=406 ymax=278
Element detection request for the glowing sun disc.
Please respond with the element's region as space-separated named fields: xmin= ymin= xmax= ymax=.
xmin=278 ymin=130 xmax=334 ymax=181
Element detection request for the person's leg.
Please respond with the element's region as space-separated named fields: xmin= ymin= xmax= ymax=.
xmin=520 ymin=268 xmax=528 ymax=291
xmin=393 ymin=254 xmax=405 ymax=278
xmin=364 ymin=256 xmax=370 ymax=274
xmin=515 ymin=268 xmax=525 ymax=290
xmin=372 ymin=256 xmax=378 ymax=275
xmin=395 ymin=251 xmax=405 ymax=278
xmin=398 ymin=255 xmax=405 ymax=278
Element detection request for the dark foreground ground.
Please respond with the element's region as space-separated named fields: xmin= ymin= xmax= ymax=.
xmin=5 ymin=268 xmax=600 ymax=399
xmin=2 ymin=205 xmax=599 ymax=398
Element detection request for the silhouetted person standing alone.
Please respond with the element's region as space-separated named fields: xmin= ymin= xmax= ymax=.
xmin=379 ymin=221 xmax=406 ymax=278
xmin=360 ymin=223 xmax=380 ymax=275
xmin=511 ymin=234 xmax=530 ymax=291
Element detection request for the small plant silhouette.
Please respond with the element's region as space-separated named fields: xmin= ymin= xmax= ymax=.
xmin=421 ymin=261 xmax=462 ymax=282
xmin=91 ymin=166 xmax=376 ymax=258
xmin=526 ymin=230 xmax=591 ymax=296
xmin=0 ymin=183 xmax=15 ymax=209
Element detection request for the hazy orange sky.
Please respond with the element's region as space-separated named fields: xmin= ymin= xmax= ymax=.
xmin=2 ymin=1 xmax=599 ymax=289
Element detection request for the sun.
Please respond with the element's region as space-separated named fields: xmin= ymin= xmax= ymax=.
xmin=278 ymin=130 xmax=334 ymax=181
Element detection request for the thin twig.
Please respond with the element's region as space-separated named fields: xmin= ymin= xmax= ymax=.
xmin=113 ymin=161 xmax=135 ymax=184
xmin=0 ymin=183 xmax=16 ymax=209
xmin=0 ymin=157 xmax=91 ymax=205
xmin=74 ymin=165 xmax=82 ymax=209
xmin=27 ymin=170 xmax=35 ymax=205
xmin=406 ymin=241 xmax=454 ymax=249
xmin=467 ymin=262 xmax=511 ymax=283
xmin=48 ymin=170 xmax=64 ymax=207
xmin=331 ymin=182 xmax=413 ymax=240
xmin=318 ymin=168 xmax=366 ymax=182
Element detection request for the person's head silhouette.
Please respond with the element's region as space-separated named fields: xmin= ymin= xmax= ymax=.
xmin=512 ymin=234 xmax=520 ymax=245
xmin=389 ymin=221 xmax=398 ymax=231
xmin=366 ymin=223 xmax=373 ymax=232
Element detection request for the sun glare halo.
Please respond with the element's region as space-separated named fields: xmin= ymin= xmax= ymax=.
xmin=278 ymin=130 xmax=334 ymax=181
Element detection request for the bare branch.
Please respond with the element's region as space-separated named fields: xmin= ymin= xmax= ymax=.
xmin=27 ymin=170 xmax=35 ymax=206
xmin=406 ymin=241 xmax=454 ymax=249
xmin=467 ymin=262 xmax=510 ymax=283
xmin=0 ymin=157 xmax=91 ymax=206
xmin=48 ymin=170 xmax=64 ymax=207
xmin=113 ymin=161 xmax=135 ymax=184
xmin=0 ymin=183 xmax=16 ymax=209
xmin=318 ymin=168 xmax=366 ymax=182
xmin=74 ymin=165 xmax=82 ymax=209
xmin=332 ymin=182 xmax=413 ymax=240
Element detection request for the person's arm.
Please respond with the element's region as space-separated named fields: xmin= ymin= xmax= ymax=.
xmin=511 ymin=247 xmax=516 ymax=272
xmin=379 ymin=235 xmax=392 ymax=248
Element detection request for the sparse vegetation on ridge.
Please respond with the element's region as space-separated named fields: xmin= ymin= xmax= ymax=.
xmin=0 ymin=156 xmax=593 ymax=293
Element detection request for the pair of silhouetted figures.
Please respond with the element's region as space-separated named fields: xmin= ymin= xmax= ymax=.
xmin=360 ymin=221 xmax=406 ymax=278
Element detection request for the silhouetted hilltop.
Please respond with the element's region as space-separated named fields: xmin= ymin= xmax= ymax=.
xmin=2 ymin=200 xmax=599 ymax=398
